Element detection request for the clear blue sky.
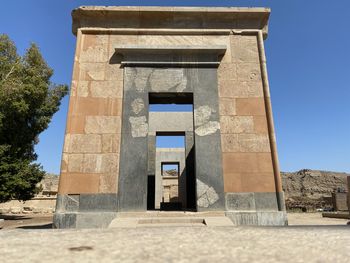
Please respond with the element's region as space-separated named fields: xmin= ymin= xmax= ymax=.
xmin=1 ymin=0 xmax=349 ymax=174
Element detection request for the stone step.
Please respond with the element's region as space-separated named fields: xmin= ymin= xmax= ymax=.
xmin=109 ymin=213 xmax=233 ymax=228
xmin=116 ymin=211 xmax=226 ymax=218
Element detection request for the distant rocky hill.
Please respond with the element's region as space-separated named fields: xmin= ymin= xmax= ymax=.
xmin=162 ymin=169 xmax=178 ymax=177
xmin=281 ymin=169 xmax=349 ymax=211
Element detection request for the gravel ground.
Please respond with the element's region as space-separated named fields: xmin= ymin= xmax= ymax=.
xmin=1 ymin=213 xmax=350 ymax=263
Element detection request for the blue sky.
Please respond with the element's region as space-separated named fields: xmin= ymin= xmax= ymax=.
xmin=1 ymin=0 xmax=349 ymax=174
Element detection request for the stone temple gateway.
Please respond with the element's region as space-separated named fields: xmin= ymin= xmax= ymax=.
xmin=54 ymin=6 xmax=287 ymax=228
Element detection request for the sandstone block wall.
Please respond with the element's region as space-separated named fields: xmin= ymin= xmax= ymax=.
xmin=219 ymin=35 xmax=277 ymax=194
xmin=59 ymin=33 xmax=123 ymax=195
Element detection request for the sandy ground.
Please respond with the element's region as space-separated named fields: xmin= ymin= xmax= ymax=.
xmin=1 ymin=213 xmax=349 ymax=262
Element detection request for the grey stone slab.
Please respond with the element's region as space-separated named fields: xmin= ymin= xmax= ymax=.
xmin=225 ymin=193 xmax=256 ymax=211
xmin=76 ymin=212 xmax=117 ymax=229
xmin=149 ymin=112 xmax=193 ymax=132
xmin=118 ymin=67 xmax=149 ymax=211
xmin=55 ymin=194 xmax=80 ymax=213
xmin=79 ymin=194 xmax=118 ymax=212
xmin=225 ymin=211 xmax=258 ymax=225
xmin=66 ymin=194 xmax=80 ymax=212
xmin=192 ymin=67 xmax=225 ymax=211
xmin=53 ymin=213 xmax=77 ymax=229
xmin=254 ymin=192 xmax=279 ymax=211
xmin=118 ymin=133 xmax=148 ymax=211
xmin=256 ymin=211 xmax=288 ymax=226
xmin=225 ymin=211 xmax=287 ymax=226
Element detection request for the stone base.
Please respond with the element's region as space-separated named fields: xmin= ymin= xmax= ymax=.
xmin=225 ymin=211 xmax=288 ymax=226
xmin=53 ymin=212 xmax=117 ymax=229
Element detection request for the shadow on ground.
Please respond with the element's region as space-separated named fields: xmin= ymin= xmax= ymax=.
xmin=17 ymin=223 xmax=53 ymax=229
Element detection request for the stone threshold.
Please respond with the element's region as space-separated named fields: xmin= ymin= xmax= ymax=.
xmin=109 ymin=211 xmax=233 ymax=228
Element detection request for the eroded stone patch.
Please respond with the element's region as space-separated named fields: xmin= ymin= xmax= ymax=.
xmin=196 ymin=179 xmax=219 ymax=208
xmin=131 ymin=98 xmax=145 ymax=114
xmin=129 ymin=116 xmax=148 ymax=137
xmin=194 ymin=106 xmax=220 ymax=136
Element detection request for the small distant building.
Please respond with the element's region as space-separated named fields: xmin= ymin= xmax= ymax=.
xmin=332 ymin=192 xmax=348 ymax=211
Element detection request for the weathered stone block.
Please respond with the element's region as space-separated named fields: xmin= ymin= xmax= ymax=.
xmin=256 ymin=211 xmax=287 ymax=226
xmin=99 ymin=173 xmax=117 ymax=193
xmin=85 ymin=116 xmax=121 ymax=134
xmin=219 ymin=80 xmax=264 ymax=98
xmin=222 ymin=153 xmax=273 ymax=173
xmin=149 ymin=68 xmax=187 ymax=92
xmin=222 ymin=134 xmax=270 ymax=153
xmin=102 ymin=134 xmax=120 ymax=153
xmin=76 ymin=81 xmax=89 ymax=97
xmin=105 ymin=64 xmax=123 ymax=81
xmin=225 ymin=192 xmax=256 ymax=211
xmin=225 ymin=211 xmax=287 ymax=226
xmin=237 ymin=134 xmax=270 ymax=152
xmin=240 ymin=173 xmax=276 ymax=193
xmin=66 ymin=116 xmax=85 ymax=134
xmin=75 ymin=211 xmax=117 ymax=228
xmin=237 ymin=63 xmax=262 ymax=82
xmin=67 ymin=154 xmax=84 ymax=172
xmin=70 ymin=97 xmax=122 ymax=116
xmin=253 ymin=116 xmax=269 ymax=133
xmin=221 ymin=134 xmax=239 ymax=152
xmin=66 ymin=134 xmax=102 ymax=153
xmin=236 ymin=98 xmax=266 ymax=116
xmin=79 ymin=62 xmax=105 ymax=80
xmin=79 ymin=194 xmax=118 ymax=212
xmin=254 ymin=192 xmax=279 ymax=211
xmin=58 ymin=172 xmax=100 ymax=194
xmin=219 ymin=98 xmax=236 ymax=116
xmin=99 ymin=153 xmax=119 ymax=173
xmin=138 ymin=35 xmax=204 ymax=46
xmin=220 ymin=116 xmax=254 ymax=133
xmin=90 ymin=80 xmax=123 ymax=98
xmin=218 ymin=63 xmax=236 ymax=80
xmin=231 ymin=35 xmax=260 ymax=63
xmin=80 ymin=34 xmax=109 ymax=63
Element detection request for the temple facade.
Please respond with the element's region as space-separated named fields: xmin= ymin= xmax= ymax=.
xmin=54 ymin=6 xmax=287 ymax=228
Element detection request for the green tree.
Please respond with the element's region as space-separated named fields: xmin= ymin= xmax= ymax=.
xmin=0 ymin=34 xmax=68 ymax=202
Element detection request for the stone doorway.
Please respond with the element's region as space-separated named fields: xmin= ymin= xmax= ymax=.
xmin=118 ymin=66 xmax=225 ymax=212
xmin=160 ymin=162 xmax=181 ymax=210
xmin=147 ymin=95 xmax=196 ymax=211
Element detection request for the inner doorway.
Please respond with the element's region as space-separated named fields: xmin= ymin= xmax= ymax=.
xmin=147 ymin=92 xmax=196 ymax=211
xmin=161 ymin=162 xmax=180 ymax=210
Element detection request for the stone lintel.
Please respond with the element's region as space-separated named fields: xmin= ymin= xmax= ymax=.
xmin=114 ymin=45 xmax=226 ymax=66
xmin=72 ymin=6 xmax=270 ymax=37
